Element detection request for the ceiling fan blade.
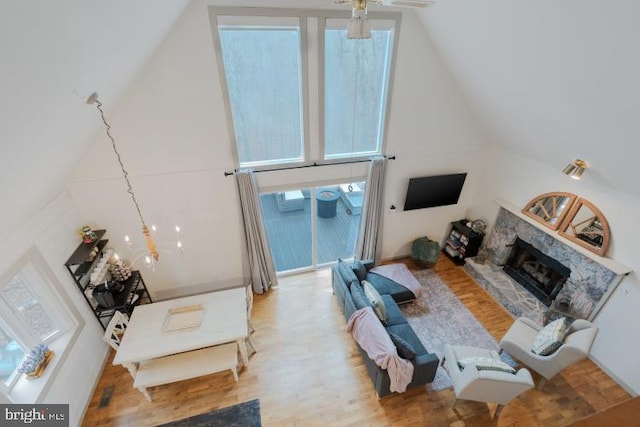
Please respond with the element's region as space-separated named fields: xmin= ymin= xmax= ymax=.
xmin=333 ymin=0 xmax=353 ymax=4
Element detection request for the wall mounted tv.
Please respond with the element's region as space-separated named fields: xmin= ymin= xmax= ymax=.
xmin=403 ymin=173 xmax=467 ymax=211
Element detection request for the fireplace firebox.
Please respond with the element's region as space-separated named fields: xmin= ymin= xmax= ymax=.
xmin=503 ymin=238 xmax=571 ymax=306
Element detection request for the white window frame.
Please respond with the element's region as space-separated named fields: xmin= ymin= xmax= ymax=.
xmin=209 ymin=7 xmax=401 ymax=170
xmin=0 ymin=247 xmax=83 ymax=402
xmin=211 ymin=10 xmax=310 ymax=169
xmin=321 ymin=18 xmax=398 ymax=161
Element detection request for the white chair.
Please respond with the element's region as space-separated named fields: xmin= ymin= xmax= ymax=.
xmin=443 ymin=345 xmax=534 ymax=418
xmin=103 ymin=311 xmax=137 ymax=378
xmin=498 ymin=317 xmax=598 ymax=389
xmin=246 ymin=284 xmax=257 ymax=356
xmin=103 ymin=311 xmax=129 ymax=350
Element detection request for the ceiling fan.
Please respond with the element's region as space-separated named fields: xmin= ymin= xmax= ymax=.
xmin=334 ymin=0 xmax=434 ymax=38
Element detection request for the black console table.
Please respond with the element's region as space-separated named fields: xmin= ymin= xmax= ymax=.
xmin=64 ymin=229 xmax=152 ymax=330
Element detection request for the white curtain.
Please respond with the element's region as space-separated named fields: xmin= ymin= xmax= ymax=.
xmin=356 ymin=156 xmax=387 ymax=264
xmin=236 ymin=169 xmax=277 ymax=294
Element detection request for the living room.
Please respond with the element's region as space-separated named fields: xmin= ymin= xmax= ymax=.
xmin=1 ymin=0 xmax=639 ymax=425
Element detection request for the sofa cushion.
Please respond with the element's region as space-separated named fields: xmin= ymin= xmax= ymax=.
xmin=365 ymin=273 xmax=415 ymax=303
xmin=338 ymin=262 xmax=359 ymax=287
xmin=457 ymin=356 xmax=516 ymax=374
xmin=363 ymin=280 xmax=387 ymax=323
xmin=381 ymin=295 xmax=407 ymax=327
xmin=385 ymin=323 xmax=428 ymax=356
xmin=352 ymin=260 xmax=368 ymax=282
xmin=350 ymin=281 xmax=371 ymax=310
xmin=532 ymin=317 xmax=567 ymax=356
xmin=389 ymin=332 xmax=416 ymax=360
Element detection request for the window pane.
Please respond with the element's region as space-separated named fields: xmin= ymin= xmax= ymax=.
xmin=316 ymin=183 xmax=364 ymax=264
xmin=0 ymin=325 xmax=25 ymax=386
xmin=324 ymin=29 xmax=393 ymax=158
xmin=219 ymin=26 xmax=304 ymax=166
xmin=3 ymin=275 xmax=59 ymax=341
xmin=3 ymin=277 xmax=35 ymax=309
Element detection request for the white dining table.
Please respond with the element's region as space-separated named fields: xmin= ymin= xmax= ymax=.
xmin=113 ymin=287 xmax=249 ymax=368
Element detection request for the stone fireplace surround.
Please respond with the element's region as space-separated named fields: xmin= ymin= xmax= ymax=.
xmin=463 ymin=200 xmax=630 ymax=325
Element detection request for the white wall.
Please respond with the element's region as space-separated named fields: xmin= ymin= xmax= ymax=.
xmin=379 ymin=9 xmax=489 ymax=259
xmin=67 ymin=0 xmax=246 ymax=298
xmin=0 ymin=192 xmax=110 ymax=425
xmin=470 ymin=146 xmax=640 ymax=395
xmin=66 ymin=3 xmax=489 ymax=296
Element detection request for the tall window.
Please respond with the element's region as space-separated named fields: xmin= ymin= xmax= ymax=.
xmin=324 ymin=21 xmax=394 ymax=159
xmin=217 ymin=17 xmax=304 ymax=167
xmin=0 ymin=248 xmax=78 ymax=394
xmin=211 ymin=9 xmax=399 ymax=168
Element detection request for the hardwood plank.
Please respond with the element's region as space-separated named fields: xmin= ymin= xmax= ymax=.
xmin=567 ymin=396 xmax=640 ymax=426
xmin=81 ymin=256 xmax=630 ymax=426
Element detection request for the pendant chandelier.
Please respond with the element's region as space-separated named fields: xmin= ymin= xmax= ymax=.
xmin=86 ymin=92 xmax=182 ymax=268
xmin=347 ymin=0 xmax=371 ymax=39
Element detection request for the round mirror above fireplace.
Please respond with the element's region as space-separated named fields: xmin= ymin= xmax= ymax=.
xmin=522 ymin=192 xmax=577 ymax=231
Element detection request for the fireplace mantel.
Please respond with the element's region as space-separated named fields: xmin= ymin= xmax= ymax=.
xmin=463 ymin=199 xmax=631 ymax=324
xmin=495 ymin=199 xmax=630 ymax=275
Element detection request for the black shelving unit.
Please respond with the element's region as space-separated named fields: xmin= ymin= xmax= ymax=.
xmin=64 ymin=229 xmax=152 ymax=330
xmin=443 ymin=219 xmax=484 ymax=266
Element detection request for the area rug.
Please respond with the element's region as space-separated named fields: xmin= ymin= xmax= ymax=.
xmin=400 ymin=269 xmax=515 ymax=391
xmin=156 ymin=399 xmax=261 ymax=427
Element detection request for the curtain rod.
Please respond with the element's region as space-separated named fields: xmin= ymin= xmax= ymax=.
xmin=223 ymin=155 xmax=395 ymax=176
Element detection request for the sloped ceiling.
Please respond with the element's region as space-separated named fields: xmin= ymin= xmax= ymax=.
xmin=2 ymin=0 xmax=639 ymax=242
xmin=0 ymin=0 xmax=189 ymax=241
xmin=415 ymin=0 xmax=640 ymax=195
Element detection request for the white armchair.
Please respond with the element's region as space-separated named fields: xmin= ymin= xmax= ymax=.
xmin=443 ymin=345 xmax=534 ymax=417
xmin=498 ymin=317 xmax=598 ymax=389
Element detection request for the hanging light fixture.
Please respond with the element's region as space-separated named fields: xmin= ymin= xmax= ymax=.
xmin=562 ymin=159 xmax=587 ymax=180
xmin=347 ymin=0 xmax=371 ymax=39
xmin=86 ymin=92 xmax=182 ymax=268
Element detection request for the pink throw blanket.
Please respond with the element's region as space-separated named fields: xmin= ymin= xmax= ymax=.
xmin=346 ymin=307 xmax=414 ymax=393
xmin=369 ymin=263 xmax=423 ymax=298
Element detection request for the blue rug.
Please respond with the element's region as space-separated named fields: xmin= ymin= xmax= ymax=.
xmin=400 ymin=269 xmax=516 ymax=391
xmin=156 ymin=399 xmax=261 ymax=427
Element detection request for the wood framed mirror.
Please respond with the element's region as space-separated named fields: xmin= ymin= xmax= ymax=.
xmin=559 ymin=198 xmax=611 ymax=256
xmin=522 ymin=192 xmax=578 ymax=231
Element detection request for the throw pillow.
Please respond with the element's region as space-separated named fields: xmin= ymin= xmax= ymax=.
xmin=362 ymin=280 xmax=387 ymax=323
xmin=457 ymin=356 xmax=516 ymax=374
xmin=352 ymin=260 xmax=368 ymax=282
xmin=532 ymin=317 xmax=567 ymax=356
xmin=350 ymin=281 xmax=371 ymax=310
xmin=389 ymin=332 xmax=416 ymax=360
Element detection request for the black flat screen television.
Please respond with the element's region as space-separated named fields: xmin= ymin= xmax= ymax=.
xmin=403 ymin=173 xmax=467 ymax=211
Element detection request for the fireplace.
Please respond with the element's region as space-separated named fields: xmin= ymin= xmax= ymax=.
xmin=503 ymin=238 xmax=571 ymax=306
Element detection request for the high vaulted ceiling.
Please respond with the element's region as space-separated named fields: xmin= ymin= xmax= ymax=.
xmin=2 ymin=0 xmax=639 ymax=242
xmin=0 ymin=0 xmax=190 ymax=240
xmin=418 ymin=0 xmax=640 ymax=196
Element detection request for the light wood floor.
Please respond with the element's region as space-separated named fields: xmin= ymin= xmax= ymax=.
xmin=81 ymin=256 xmax=631 ymax=426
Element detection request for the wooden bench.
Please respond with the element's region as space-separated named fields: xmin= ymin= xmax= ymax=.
xmin=133 ymin=342 xmax=238 ymax=401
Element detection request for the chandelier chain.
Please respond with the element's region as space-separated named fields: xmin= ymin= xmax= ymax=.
xmin=94 ymin=101 xmax=147 ymax=227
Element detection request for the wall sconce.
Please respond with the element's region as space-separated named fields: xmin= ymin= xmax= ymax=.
xmin=562 ymin=159 xmax=587 ymax=180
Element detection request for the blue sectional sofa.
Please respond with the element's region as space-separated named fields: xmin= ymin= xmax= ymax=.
xmin=332 ymin=259 xmax=439 ymax=397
